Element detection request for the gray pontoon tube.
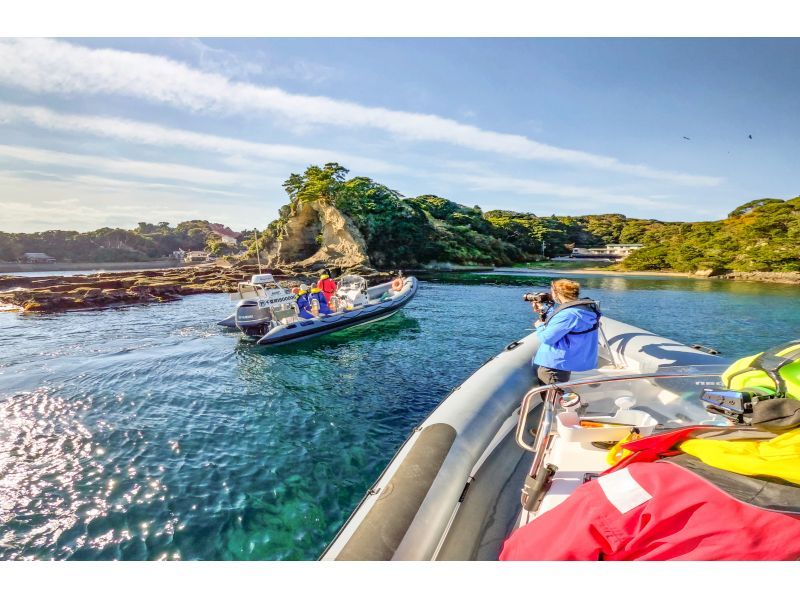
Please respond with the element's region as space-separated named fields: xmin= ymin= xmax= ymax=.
xmin=321 ymin=317 xmax=724 ymax=560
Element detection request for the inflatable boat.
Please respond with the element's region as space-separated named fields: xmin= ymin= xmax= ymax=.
xmin=218 ymin=274 xmax=418 ymax=348
xmin=320 ymin=317 xmax=732 ymax=560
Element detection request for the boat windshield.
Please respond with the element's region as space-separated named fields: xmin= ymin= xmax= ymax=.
xmin=231 ymin=280 xmax=289 ymax=301
xmin=550 ymin=365 xmax=733 ymax=428
xmin=338 ymin=275 xmax=367 ymax=291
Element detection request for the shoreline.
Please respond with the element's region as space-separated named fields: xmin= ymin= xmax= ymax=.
xmin=496 ymin=266 xmax=800 ymax=285
xmin=0 ymin=260 xmax=196 ymax=274
xmin=495 ymin=266 xmax=692 ymax=279
xmin=0 ymin=262 xmax=393 ymax=314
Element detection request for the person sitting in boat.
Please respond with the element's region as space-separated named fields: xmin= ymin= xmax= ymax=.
xmin=532 ymin=279 xmax=600 ymax=387
xmin=317 ymin=268 xmax=337 ymax=304
xmin=308 ymin=285 xmax=333 ymax=316
xmin=295 ymin=284 xmax=314 ymax=319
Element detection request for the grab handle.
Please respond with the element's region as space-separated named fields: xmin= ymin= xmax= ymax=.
xmin=515 ymin=383 xmax=559 ymax=454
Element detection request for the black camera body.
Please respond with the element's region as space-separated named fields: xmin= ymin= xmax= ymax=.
xmin=523 ymin=291 xmax=555 ymax=320
xmin=700 ymin=387 xmax=773 ymax=425
xmin=523 ymin=291 xmax=554 ymax=305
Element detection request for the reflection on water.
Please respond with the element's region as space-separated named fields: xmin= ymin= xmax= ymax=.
xmin=1 ymin=275 xmax=799 ymax=560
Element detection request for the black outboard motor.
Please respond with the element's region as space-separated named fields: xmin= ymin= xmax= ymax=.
xmin=234 ymin=299 xmax=273 ymax=338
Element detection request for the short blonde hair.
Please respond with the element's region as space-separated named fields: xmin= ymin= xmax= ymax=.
xmin=551 ymin=279 xmax=580 ymax=301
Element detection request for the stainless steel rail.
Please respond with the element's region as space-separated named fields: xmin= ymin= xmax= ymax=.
xmin=514 ymin=368 xmax=728 ymax=512
xmin=514 ymin=369 xmax=728 ymax=454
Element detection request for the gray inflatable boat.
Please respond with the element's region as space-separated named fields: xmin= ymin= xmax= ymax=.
xmin=219 ymin=274 xmax=418 ymax=348
xmin=321 ymin=317 xmax=729 ymax=560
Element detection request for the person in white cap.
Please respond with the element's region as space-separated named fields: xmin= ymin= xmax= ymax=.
xmin=295 ymin=284 xmax=313 ymax=319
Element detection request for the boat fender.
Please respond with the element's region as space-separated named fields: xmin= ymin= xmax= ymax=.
xmin=391 ymin=277 xmax=404 ymax=292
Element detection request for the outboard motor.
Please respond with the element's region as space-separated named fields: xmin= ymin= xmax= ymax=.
xmin=234 ymin=299 xmax=273 ymax=338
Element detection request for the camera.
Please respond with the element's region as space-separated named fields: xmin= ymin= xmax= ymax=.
xmin=523 ymin=291 xmax=555 ymax=320
xmin=522 ymin=291 xmax=554 ymax=305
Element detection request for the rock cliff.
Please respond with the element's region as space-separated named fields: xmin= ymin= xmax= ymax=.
xmin=265 ymin=199 xmax=372 ymax=272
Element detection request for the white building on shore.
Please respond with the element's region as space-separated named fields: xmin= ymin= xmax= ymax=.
xmin=183 ymin=251 xmax=212 ymax=263
xmin=570 ymin=244 xmax=643 ymax=260
xmin=23 ymin=252 xmax=56 ymax=264
xmin=209 ymin=224 xmax=240 ymax=247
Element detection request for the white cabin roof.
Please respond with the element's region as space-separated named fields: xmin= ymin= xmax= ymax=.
xmin=251 ymin=273 xmax=276 ymax=284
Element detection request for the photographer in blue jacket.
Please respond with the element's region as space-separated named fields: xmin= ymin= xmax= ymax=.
xmin=529 ymin=279 xmax=601 ymax=386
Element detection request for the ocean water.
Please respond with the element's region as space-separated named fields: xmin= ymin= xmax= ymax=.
xmin=1 ymin=273 xmax=799 ymax=560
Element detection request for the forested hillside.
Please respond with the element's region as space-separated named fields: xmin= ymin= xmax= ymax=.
xmin=0 ymin=221 xmax=240 ymax=262
xmin=618 ymin=198 xmax=800 ymax=272
xmin=268 ymin=163 xmax=529 ymax=267
xmin=266 ymin=163 xmax=800 ymax=272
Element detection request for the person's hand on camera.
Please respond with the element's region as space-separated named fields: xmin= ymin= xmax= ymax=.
xmin=534 ymin=319 xmax=544 ymax=328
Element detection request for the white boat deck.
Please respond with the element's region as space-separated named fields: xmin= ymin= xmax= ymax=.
xmin=517 ymin=435 xmax=611 ymax=528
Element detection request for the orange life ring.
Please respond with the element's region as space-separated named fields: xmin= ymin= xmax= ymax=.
xmin=391 ymin=277 xmax=404 ymax=292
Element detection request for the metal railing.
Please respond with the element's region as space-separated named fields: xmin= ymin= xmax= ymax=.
xmin=515 ymin=368 xmax=729 ymax=453
xmin=514 ymin=368 xmax=728 ymax=511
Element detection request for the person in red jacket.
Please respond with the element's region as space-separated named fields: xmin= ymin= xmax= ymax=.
xmin=499 ymin=429 xmax=800 ymax=561
xmin=317 ymin=268 xmax=337 ymax=304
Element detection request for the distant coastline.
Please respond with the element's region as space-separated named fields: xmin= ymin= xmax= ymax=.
xmin=500 ymin=265 xmax=692 ymax=279
xmin=0 ymin=260 xmax=190 ymax=274
xmin=500 ymin=263 xmax=800 ymax=285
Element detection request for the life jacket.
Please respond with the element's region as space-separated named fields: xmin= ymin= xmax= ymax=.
xmin=680 ymin=427 xmax=800 ymax=485
xmin=500 ymin=427 xmax=800 ymax=561
xmin=309 ymin=287 xmax=332 ymax=315
xmin=295 ymin=291 xmax=313 ymax=319
xmin=317 ymin=276 xmax=337 ymax=301
xmin=543 ymin=297 xmax=601 ymax=335
xmin=722 ymin=339 xmax=800 ymax=398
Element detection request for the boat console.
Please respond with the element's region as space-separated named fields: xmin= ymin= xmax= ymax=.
xmin=336 ymin=275 xmax=370 ymax=310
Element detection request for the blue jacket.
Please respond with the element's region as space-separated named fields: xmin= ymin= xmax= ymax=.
xmin=533 ymin=303 xmax=600 ymax=371
xmin=309 ymin=291 xmax=332 ymax=315
xmin=296 ymin=293 xmax=313 ymax=319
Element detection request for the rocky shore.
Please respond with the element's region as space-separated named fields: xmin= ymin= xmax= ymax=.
xmin=707 ymin=270 xmax=800 ymax=285
xmin=0 ymin=262 xmax=390 ymax=314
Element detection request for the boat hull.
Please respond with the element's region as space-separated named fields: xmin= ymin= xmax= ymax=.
xmin=320 ymin=317 xmax=725 ymax=560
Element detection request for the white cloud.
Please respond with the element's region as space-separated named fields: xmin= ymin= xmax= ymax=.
xmin=175 ymin=38 xmax=335 ymax=84
xmin=0 ymin=171 xmax=271 ymax=232
xmin=0 ymin=38 xmax=722 ymax=187
xmin=0 ymin=144 xmax=260 ymax=187
xmin=177 ymin=38 xmax=265 ymax=79
xmin=0 ymin=102 xmax=400 ymax=174
xmin=71 ymin=174 xmax=256 ymax=198
xmin=457 ymin=173 xmax=663 ymax=208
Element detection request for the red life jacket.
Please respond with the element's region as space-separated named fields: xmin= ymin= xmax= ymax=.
xmin=500 ymin=427 xmax=800 ymax=561
xmin=500 ymin=458 xmax=800 ymax=561
xmin=318 ymin=277 xmax=337 ymax=302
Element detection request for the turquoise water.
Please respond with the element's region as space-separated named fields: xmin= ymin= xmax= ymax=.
xmin=1 ymin=273 xmax=799 ymax=560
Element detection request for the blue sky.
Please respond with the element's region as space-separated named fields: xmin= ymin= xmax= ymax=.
xmin=0 ymin=37 xmax=798 ymax=232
